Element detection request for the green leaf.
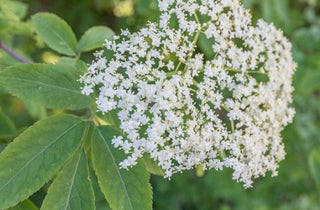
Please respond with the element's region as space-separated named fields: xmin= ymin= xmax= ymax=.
xmin=25 ymin=101 xmax=47 ymax=120
xmin=0 ymin=114 xmax=85 ymax=209
xmin=57 ymin=57 xmax=87 ymax=74
xmin=92 ymin=126 xmax=152 ymax=210
xmin=142 ymin=155 xmax=164 ymax=176
xmin=10 ymin=1 xmax=28 ymax=19
xmin=0 ymin=85 xmax=7 ymax=94
xmin=77 ymin=26 xmax=114 ymax=52
xmin=32 ymin=13 xmax=77 ymax=56
xmin=90 ymin=169 xmax=111 ymax=210
xmin=0 ymin=111 xmax=16 ymax=138
xmin=198 ymin=33 xmax=215 ymax=60
xmin=41 ymin=150 xmax=95 ymax=210
xmin=309 ymin=148 xmax=320 ymax=186
xmin=0 ymin=63 xmax=93 ymax=110
xmin=7 ymin=199 xmax=38 ymax=210
xmin=298 ymin=71 xmax=320 ymax=94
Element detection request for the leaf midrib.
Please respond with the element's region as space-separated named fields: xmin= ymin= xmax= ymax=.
xmin=97 ymin=128 xmax=134 ymax=210
xmin=63 ymin=151 xmax=82 ymax=210
xmin=0 ymin=121 xmax=82 ymax=194
xmin=4 ymin=76 xmax=82 ymax=95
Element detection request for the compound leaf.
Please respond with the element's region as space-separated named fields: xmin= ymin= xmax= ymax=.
xmin=0 ymin=63 xmax=92 ymax=110
xmin=41 ymin=150 xmax=95 ymax=210
xmin=92 ymin=126 xmax=152 ymax=210
xmin=0 ymin=114 xmax=85 ymax=209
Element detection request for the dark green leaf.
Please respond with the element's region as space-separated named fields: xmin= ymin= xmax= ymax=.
xmin=77 ymin=26 xmax=114 ymax=52
xmin=92 ymin=126 xmax=152 ymax=210
xmin=198 ymin=34 xmax=215 ymax=60
xmin=90 ymin=169 xmax=111 ymax=210
xmin=298 ymin=71 xmax=320 ymax=94
xmin=32 ymin=13 xmax=77 ymax=56
xmin=309 ymin=148 xmax=320 ymax=186
xmin=41 ymin=150 xmax=95 ymax=210
xmin=0 ymin=111 xmax=16 ymax=138
xmin=0 ymin=114 xmax=85 ymax=209
xmin=0 ymin=63 xmax=93 ymax=110
xmin=7 ymin=199 xmax=38 ymax=210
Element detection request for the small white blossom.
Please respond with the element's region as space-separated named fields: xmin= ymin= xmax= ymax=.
xmin=81 ymin=0 xmax=296 ymax=188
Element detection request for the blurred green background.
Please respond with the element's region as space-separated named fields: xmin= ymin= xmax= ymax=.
xmin=1 ymin=0 xmax=320 ymax=209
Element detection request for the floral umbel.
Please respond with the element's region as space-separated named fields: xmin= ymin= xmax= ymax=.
xmin=81 ymin=0 xmax=296 ymax=188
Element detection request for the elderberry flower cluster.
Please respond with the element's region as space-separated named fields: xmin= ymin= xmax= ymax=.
xmin=81 ymin=0 xmax=296 ymax=187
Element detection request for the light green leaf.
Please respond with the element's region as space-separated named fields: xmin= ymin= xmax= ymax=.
xmin=10 ymin=1 xmax=28 ymax=19
xmin=309 ymin=148 xmax=320 ymax=186
xmin=92 ymin=126 xmax=152 ymax=210
xmin=32 ymin=13 xmax=77 ymax=56
xmin=0 ymin=111 xmax=16 ymax=138
xmin=142 ymin=155 xmax=164 ymax=176
xmin=0 ymin=63 xmax=93 ymax=110
xmin=57 ymin=57 xmax=87 ymax=74
xmin=77 ymin=26 xmax=114 ymax=52
xmin=0 ymin=114 xmax=85 ymax=209
xmin=42 ymin=150 xmax=95 ymax=210
xmin=7 ymin=199 xmax=38 ymax=210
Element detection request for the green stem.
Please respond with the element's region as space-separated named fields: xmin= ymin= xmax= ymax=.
xmin=75 ymin=52 xmax=82 ymax=60
xmin=221 ymin=103 xmax=235 ymax=133
xmin=225 ymin=67 xmax=267 ymax=75
xmin=194 ymin=12 xmax=201 ymax=25
xmin=192 ymin=28 xmax=201 ymax=45
xmin=230 ymin=120 xmax=235 ymax=133
xmin=221 ymin=103 xmax=230 ymax=112
xmin=174 ymin=61 xmax=182 ymax=73
xmin=174 ymin=13 xmax=201 ymax=74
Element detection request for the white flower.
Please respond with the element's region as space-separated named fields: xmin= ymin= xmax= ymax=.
xmin=81 ymin=0 xmax=296 ymax=188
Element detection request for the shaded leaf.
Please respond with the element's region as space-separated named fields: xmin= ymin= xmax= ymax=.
xmin=32 ymin=13 xmax=77 ymax=56
xmin=0 ymin=114 xmax=85 ymax=209
xmin=0 ymin=63 xmax=92 ymax=110
xmin=25 ymin=101 xmax=47 ymax=120
xmin=0 ymin=111 xmax=16 ymax=138
xmin=90 ymin=169 xmax=111 ymax=210
xmin=7 ymin=199 xmax=38 ymax=210
xmin=41 ymin=150 xmax=95 ymax=210
xmin=309 ymin=148 xmax=320 ymax=186
xmin=298 ymin=71 xmax=320 ymax=94
xmin=198 ymin=33 xmax=215 ymax=60
xmin=92 ymin=126 xmax=152 ymax=210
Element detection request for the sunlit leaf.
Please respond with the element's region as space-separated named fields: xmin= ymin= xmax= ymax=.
xmin=32 ymin=13 xmax=77 ymax=56
xmin=0 ymin=63 xmax=92 ymax=110
xmin=77 ymin=26 xmax=114 ymax=52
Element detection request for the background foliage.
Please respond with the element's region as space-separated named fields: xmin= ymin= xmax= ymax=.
xmin=0 ymin=0 xmax=320 ymax=209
